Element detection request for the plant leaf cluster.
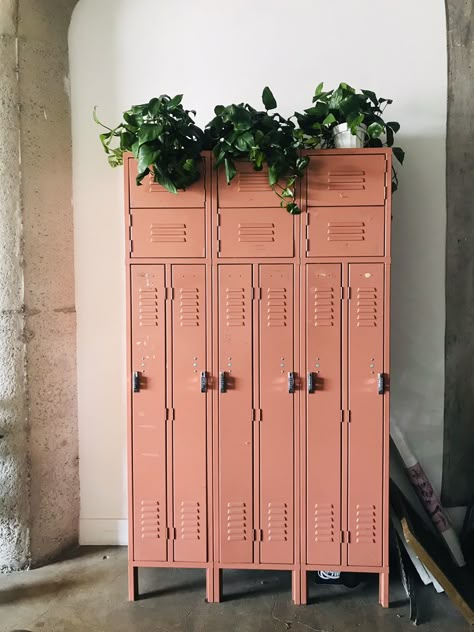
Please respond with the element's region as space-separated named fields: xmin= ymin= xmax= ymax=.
xmin=294 ymin=82 xmax=405 ymax=190
xmin=94 ymin=94 xmax=204 ymax=194
xmin=204 ymin=87 xmax=308 ymax=214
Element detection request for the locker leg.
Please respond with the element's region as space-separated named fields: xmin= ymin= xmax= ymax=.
xmin=205 ymin=567 xmax=214 ymax=603
xmin=212 ymin=567 xmax=222 ymax=603
xmin=128 ymin=565 xmax=139 ymax=601
xmin=300 ymin=569 xmax=308 ymax=605
xmin=292 ymin=569 xmax=301 ymax=605
xmin=379 ymin=571 xmax=389 ymax=608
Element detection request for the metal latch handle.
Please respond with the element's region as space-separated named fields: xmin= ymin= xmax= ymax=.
xmin=219 ymin=371 xmax=226 ymax=394
xmin=308 ymin=372 xmax=315 ymax=394
xmin=378 ymin=373 xmax=385 ymax=395
xmin=288 ymin=372 xmax=295 ymax=394
xmin=200 ymin=371 xmax=207 ymax=393
xmin=133 ymin=371 xmax=141 ymax=393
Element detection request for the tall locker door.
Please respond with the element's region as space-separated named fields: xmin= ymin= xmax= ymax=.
xmin=218 ymin=265 xmax=254 ymax=564
xmin=306 ymin=264 xmax=343 ymax=566
xmin=131 ymin=265 xmax=167 ymax=562
xmin=259 ymin=264 xmax=294 ymax=564
xmin=347 ymin=263 xmax=384 ymax=567
xmin=171 ymin=265 xmax=208 ymax=563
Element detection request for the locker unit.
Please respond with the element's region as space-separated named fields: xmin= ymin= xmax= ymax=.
xmin=125 ymin=149 xmax=391 ymax=607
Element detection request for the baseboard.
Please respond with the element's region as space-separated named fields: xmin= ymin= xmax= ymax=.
xmin=79 ymin=519 xmax=128 ymax=545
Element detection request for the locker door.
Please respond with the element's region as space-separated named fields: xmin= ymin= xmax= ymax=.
xmin=171 ymin=265 xmax=207 ymax=563
xmin=259 ymin=265 xmax=294 ymax=564
xmin=306 ymin=264 xmax=342 ymax=565
xmin=218 ymin=265 xmax=254 ymax=564
xmin=347 ymin=263 xmax=384 ymax=567
xmin=131 ymin=265 xmax=167 ymax=562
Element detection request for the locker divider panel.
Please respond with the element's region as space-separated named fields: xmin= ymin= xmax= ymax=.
xmin=218 ymin=264 xmax=254 ymax=564
xmin=347 ymin=263 xmax=384 ymax=567
xmin=131 ymin=265 xmax=168 ymax=562
xmin=171 ymin=265 xmax=208 ymax=563
xmin=258 ymin=264 xmax=294 ymax=564
xmin=306 ymin=264 xmax=342 ymax=566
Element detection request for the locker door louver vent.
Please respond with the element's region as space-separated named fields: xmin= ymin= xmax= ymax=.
xmin=266 ymin=288 xmax=287 ymax=327
xmin=226 ymin=502 xmax=247 ymax=541
xmin=179 ymin=500 xmax=201 ymax=541
xmin=238 ymin=223 xmax=275 ymax=243
xmin=356 ymin=287 xmax=378 ymax=327
xmin=355 ymin=504 xmax=377 ymax=543
xmin=140 ymin=500 xmax=161 ymax=540
xmin=238 ymin=170 xmax=270 ymax=192
xmin=267 ymin=502 xmax=288 ymax=542
xmin=179 ymin=287 xmax=200 ymax=327
xmin=139 ymin=287 xmax=160 ymax=327
xmin=150 ymin=223 xmax=186 ymax=243
xmin=314 ymin=503 xmax=335 ymax=543
xmin=327 ymin=221 xmax=365 ymax=242
xmin=324 ymin=170 xmax=366 ymax=191
xmin=314 ymin=287 xmax=335 ymax=327
xmin=226 ymin=288 xmax=246 ymax=327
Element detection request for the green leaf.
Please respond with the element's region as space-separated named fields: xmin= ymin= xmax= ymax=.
xmin=138 ymin=123 xmax=163 ymax=145
xmin=224 ymin=157 xmax=237 ymax=183
xmin=323 ymin=113 xmax=336 ymax=126
xmin=361 ymin=89 xmax=378 ymax=107
xmin=386 ymin=121 xmax=400 ymax=133
xmin=367 ymin=122 xmax=384 ymax=139
xmin=268 ymin=164 xmax=279 ymax=186
xmin=262 ymin=86 xmax=277 ymax=111
xmin=157 ymin=174 xmax=178 ymax=194
xmin=286 ymin=202 xmax=301 ymax=215
xmin=167 ymin=94 xmax=183 ymax=109
xmin=393 ymin=147 xmax=405 ymax=165
xmin=137 ymin=143 xmax=158 ymax=175
xmin=314 ymin=82 xmax=324 ymax=96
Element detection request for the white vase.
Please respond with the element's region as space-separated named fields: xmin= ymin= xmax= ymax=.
xmin=333 ymin=123 xmax=367 ymax=148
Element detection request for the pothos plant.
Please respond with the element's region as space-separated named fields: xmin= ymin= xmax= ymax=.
xmin=204 ymin=87 xmax=309 ymax=214
xmin=94 ymin=94 xmax=204 ymax=192
xmin=295 ymin=82 xmax=405 ymax=190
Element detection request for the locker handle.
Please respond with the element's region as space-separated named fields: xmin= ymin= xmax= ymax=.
xmin=378 ymin=372 xmax=385 ymax=395
xmin=132 ymin=371 xmax=140 ymax=393
xmin=288 ymin=371 xmax=295 ymax=394
xmin=308 ymin=372 xmax=315 ymax=394
xmin=219 ymin=371 xmax=226 ymax=394
xmin=200 ymin=371 xmax=207 ymax=393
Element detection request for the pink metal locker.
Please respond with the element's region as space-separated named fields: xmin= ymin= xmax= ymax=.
xmin=347 ymin=263 xmax=385 ymax=567
xmin=131 ymin=265 xmax=167 ymax=562
xmin=258 ymin=264 xmax=294 ymax=564
xmin=305 ymin=263 xmax=342 ymax=566
xmin=217 ymin=264 xmax=254 ymax=564
xmin=171 ymin=265 xmax=208 ymax=563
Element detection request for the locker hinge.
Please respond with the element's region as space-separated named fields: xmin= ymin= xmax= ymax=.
xmin=253 ymin=529 xmax=263 ymax=542
xmin=340 ymin=530 xmax=351 ymax=544
xmin=252 ymin=408 xmax=263 ymax=422
xmin=341 ymin=410 xmax=351 ymax=423
xmin=347 ymin=286 xmax=352 ymax=300
xmin=167 ymin=527 xmax=176 ymax=540
xmin=165 ymin=287 xmax=175 ymax=301
xmin=165 ymin=407 xmax=175 ymax=422
xmin=305 ymin=222 xmax=310 ymax=255
xmin=340 ymin=286 xmax=344 ymax=300
xmin=252 ymin=287 xmax=262 ymax=301
xmin=217 ymin=215 xmax=221 ymax=253
xmin=128 ymin=213 xmax=133 ymax=254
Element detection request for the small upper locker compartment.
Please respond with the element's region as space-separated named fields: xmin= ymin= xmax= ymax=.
xmin=128 ymin=157 xmax=206 ymax=258
xmin=217 ymin=163 xmax=294 ymax=258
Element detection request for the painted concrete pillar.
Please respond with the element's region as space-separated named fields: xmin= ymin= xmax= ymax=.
xmin=0 ymin=0 xmax=79 ymax=569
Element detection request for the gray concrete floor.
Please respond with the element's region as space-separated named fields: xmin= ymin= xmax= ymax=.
xmin=0 ymin=547 xmax=468 ymax=631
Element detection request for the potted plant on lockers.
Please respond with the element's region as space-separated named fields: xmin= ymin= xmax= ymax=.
xmin=204 ymin=87 xmax=309 ymax=214
xmin=94 ymin=94 xmax=205 ymax=192
xmin=294 ymin=82 xmax=405 ymax=190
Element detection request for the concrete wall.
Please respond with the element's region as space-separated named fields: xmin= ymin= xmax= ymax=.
xmin=0 ymin=0 xmax=79 ymax=569
xmin=70 ymin=0 xmax=448 ymax=544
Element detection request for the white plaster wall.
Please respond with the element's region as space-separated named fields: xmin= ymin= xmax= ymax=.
xmin=70 ymin=0 xmax=448 ymax=543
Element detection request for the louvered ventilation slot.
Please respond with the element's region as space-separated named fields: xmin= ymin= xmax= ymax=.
xmin=148 ymin=178 xmax=168 ymax=193
xmin=226 ymin=501 xmax=247 ymax=541
xmin=150 ymin=223 xmax=186 ymax=243
xmin=179 ymin=501 xmax=200 ymax=541
xmin=357 ymin=287 xmax=378 ymax=327
xmin=226 ymin=288 xmax=246 ymax=327
xmin=267 ymin=502 xmax=288 ymax=542
xmin=314 ymin=287 xmax=335 ymax=327
xmin=355 ymin=504 xmax=377 ymax=543
xmin=179 ymin=287 xmax=199 ymax=327
xmin=238 ymin=223 xmax=275 ymax=243
xmin=266 ymin=288 xmax=287 ymax=327
xmin=139 ymin=287 xmax=159 ymax=327
xmin=323 ymin=170 xmax=366 ymax=191
xmin=140 ymin=500 xmax=161 ymax=540
xmin=314 ymin=503 xmax=335 ymax=543
xmin=327 ymin=221 xmax=365 ymax=242
xmin=237 ymin=170 xmax=270 ymax=192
